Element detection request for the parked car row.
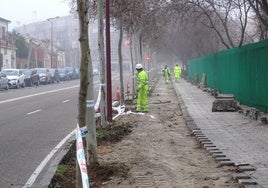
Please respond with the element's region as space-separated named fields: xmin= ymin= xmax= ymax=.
xmin=0 ymin=67 xmax=80 ymax=90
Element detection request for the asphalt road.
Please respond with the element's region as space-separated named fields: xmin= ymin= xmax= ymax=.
xmin=0 ymin=69 xmax=133 ymax=187
xmin=0 ymin=80 xmax=84 ymax=187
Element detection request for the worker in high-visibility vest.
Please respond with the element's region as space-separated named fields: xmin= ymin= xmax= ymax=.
xmin=162 ymin=65 xmax=170 ymax=84
xmin=173 ymin=64 xmax=182 ymax=82
xmin=135 ymin=63 xmax=149 ymax=112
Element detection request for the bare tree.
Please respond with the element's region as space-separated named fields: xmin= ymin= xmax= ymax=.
xmin=182 ymin=0 xmax=251 ymax=48
xmin=248 ymin=0 xmax=268 ymax=39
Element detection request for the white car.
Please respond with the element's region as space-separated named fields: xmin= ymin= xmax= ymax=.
xmin=2 ymin=69 xmax=25 ymax=89
xmin=0 ymin=72 xmax=9 ymax=90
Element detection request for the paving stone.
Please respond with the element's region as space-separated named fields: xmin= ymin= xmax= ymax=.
xmin=208 ymin=150 xmax=222 ymax=155
xmin=193 ymin=132 xmax=204 ymax=136
xmin=207 ymin=148 xmax=220 ymax=151
xmin=238 ymin=179 xmax=257 ymax=185
xmin=192 ymin=130 xmax=202 ymax=133
xmin=235 ymin=163 xmax=250 ymax=167
xmin=212 ymin=153 xmax=226 ymax=158
xmin=244 ymin=185 xmax=263 ymax=188
xmin=197 ymin=138 xmax=210 ymax=142
xmin=217 ymin=161 xmax=235 ymax=167
xmin=215 ymin=156 xmax=231 ymax=162
xmin=200 ymin=141 xmax=212 ymax=144
xmin=203 ymin=144 xmax=216 ymax=148
xmin=233 ymin=173 xmax=251 ymax=180
xmin=206 ymin=148 xmax=220 ymax=152
xmin=239 ymin=165 xmax=256 ymax=172
xmin=195 ymin=134 xmax=205 ymax=138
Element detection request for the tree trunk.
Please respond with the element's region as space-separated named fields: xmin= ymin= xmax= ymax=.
xmin=97 ymin=0 xmax=107 ymax=127
xmin=129 ymin=32 xmax=135 ymax=100
xmin=118 ymin=16 xmax=125 ymax=105
xmin=76 ymin=0 xmax=98 ymax=186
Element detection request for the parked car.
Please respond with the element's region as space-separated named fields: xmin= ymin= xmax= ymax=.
xmin=20 ymin=69 xmax=39 ymax=86
xmin=58 ymin=68 xmax=70 ymax=81
xmin=75 ymin=67 xmax=80 ymax=79
xmin=49 ymin=68 xmax=60 ymax=83
xmin=35 ymin=68 xmax=52 ymax=84
xmin=2 ymin=69 xmax=25 ymax=88
xmin=0 ymin=72 xmax=9 ymax=90
xmin=65 ymin=66 xmax=76 ymax=80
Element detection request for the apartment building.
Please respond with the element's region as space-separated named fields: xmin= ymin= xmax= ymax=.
xmin=0 ymin=17 xmax=16 ymax=70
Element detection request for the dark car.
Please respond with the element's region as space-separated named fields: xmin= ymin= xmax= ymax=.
xmin=49 ymin=68 xmax=60 ymax=83
xmin=58 ymin=68 xmax=70 ymax=81
xmin=35 ymin=68 xmax=52 ymax=84
xmin=74 ymin=67 xmax=80 ymax=79
xmin=20 ymin=69 xmax=39 ymax=86
xmin=65 ymin=66 xmax=77 ymax=80
xmin=0 ymin=72 xmax=9 ymax=90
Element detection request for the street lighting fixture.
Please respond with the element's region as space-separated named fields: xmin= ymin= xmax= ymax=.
xmin=47 ymin=16 xmax=59 ymax=68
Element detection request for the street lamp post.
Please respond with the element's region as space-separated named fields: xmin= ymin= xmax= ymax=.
xmin=106 ymin=0 xmax=112 ymax=122
xmin=47 ymin=16 xmax=59 ymax=68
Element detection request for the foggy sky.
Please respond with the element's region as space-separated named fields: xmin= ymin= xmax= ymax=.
xmin=0 ymin=0 xmax=70 ymax=30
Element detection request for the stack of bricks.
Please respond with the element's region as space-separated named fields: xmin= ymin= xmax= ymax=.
xmin=212 ymin=94 xmax=238 ymax=112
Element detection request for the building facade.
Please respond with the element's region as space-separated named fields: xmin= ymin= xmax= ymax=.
xmin=15 ymin=15 xmax=131 ymax=70
xmin=0 ymin=17 xmax=16 ymax=70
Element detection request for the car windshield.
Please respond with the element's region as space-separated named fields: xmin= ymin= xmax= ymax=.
xmin=65 ymin=67 xmax=73 ymax=72
xmin=36 ymin=69 xmax=46 ymax=74
xmin=0 ymin=72 xmax=6 ymax=77
xmin=58 ymin=69 xmax=65 ymax=73
xmin=20 ymin=69 xmax=31 ymax=76
xmin=2 ymin=70 xmax=19 ymax=76
xmin=49 ymin=69 xmax=55 ymax=74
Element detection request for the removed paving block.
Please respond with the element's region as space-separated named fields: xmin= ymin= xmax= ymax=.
xmin=217 ymin=161 xmax=235 ymax=167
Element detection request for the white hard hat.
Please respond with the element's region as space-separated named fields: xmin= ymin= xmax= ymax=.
xmin=135 ymin=64 xmax=143 ymax=69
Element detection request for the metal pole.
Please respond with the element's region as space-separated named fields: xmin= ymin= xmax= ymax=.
xmin=106 ymin=0 xmax=112 ymax=122
xmin=47 ymin=20 xmax=53 ymax=68
xmin=51 ymin=22 xmax=53 ymax=68
xmin=47 ymin=17 xmax=59 ymax=68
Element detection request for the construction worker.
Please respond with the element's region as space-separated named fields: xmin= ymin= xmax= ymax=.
xmin=135 ymin=63 xmax=149 ymax=112
xmin=162 ymin=65 xmax=170 ymax=84
xmin=173 ymin=64 xmax=182 ymax=82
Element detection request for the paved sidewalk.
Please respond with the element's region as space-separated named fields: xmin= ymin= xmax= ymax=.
xmin=173 ymin=79 xmax=268 ymax=188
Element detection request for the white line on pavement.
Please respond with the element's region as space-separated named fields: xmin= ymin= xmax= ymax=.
xmin=23 ymin=129 xmax=76 ymax=188
xmin=0 ymin=85 xmax=79 ymax=104
xmin=62 ymin=100 xmax=70 ymax=103
xmin=26 ymin=109 xmax=42 ymax=115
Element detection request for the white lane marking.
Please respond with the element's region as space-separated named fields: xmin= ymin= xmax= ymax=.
xmin=0 ymin=85 xmax=79 ymax=104
xmin=62 ymin=100 xmax=70 ymax=103
xmin=23 ymin=129 xmax=76 ymax=188
xmin=26 ymin=109 xmax=42 ymax=115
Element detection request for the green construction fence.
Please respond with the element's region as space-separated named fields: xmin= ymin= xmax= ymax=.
xmin=188 ymin=39 xmax=268 ymax=112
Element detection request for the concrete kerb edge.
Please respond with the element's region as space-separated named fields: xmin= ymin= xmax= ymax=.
xmin=31 ymin=134 xmax=76 ymax=187
xmin=171 ymin=79 xmax=259 ymax=187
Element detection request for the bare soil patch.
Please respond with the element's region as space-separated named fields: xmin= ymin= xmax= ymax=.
xmin=49 ymin=79 xmax=240 ymax=188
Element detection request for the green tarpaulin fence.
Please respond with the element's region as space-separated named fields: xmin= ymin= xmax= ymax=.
xmin=188 ymin=39 xmax=268 ymax=112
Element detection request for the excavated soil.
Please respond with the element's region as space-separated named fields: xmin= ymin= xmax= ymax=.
xmin=50 ymin=78 xmax=240 ymax=188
